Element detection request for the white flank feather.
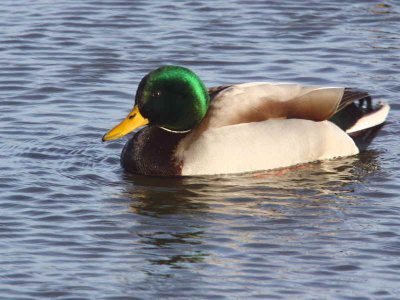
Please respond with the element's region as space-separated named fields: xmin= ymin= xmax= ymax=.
xmin=346 ymin=103 xmax=390 ymax=133
xmin=177 ymin=119 xmax=359 ymax=176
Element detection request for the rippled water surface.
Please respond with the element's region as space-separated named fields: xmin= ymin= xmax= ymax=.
xmin=1 ymin=1 xmax=400 ymax=299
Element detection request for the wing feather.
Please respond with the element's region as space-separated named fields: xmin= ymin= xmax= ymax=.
xmin=337 ymin=88 xmax=371 ymax=111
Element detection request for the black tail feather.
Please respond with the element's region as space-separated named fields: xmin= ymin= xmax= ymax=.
xmin=330 ymin=91 xmax=378 ymax=132
xmin=348 ymin=123 xmax=384 ymax=151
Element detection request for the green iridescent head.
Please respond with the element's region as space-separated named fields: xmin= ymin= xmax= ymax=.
xmin=136 ymin=66 xmax=210 ymax=131
xmin=102 ymin=66 xmax=210 ymax=141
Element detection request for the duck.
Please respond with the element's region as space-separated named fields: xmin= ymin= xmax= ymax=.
xmin=102 ymin=65 xmax=390 ymax=176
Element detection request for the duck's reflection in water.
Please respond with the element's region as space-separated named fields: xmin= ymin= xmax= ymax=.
xmin=119 ymin=151 xmax=380 ymax=290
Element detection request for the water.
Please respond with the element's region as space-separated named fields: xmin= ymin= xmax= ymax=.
xmin=1 ymin=0 xmax=400 ymax=299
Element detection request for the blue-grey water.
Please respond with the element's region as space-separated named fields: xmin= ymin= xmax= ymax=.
xmin=1 ymin=1 xmax=400 ymax=299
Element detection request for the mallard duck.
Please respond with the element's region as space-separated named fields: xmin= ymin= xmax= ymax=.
xmin=102 ymin=66 xmax=390 ymax=176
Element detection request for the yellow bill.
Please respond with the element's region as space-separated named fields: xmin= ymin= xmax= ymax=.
xmin=102 ymin=105 xmax=149 ymax=141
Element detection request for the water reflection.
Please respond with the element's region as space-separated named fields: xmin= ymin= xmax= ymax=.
xmin=123 ymin=174 xmax=210 ymax=215
xmin=121 ymin=175 xmax=209 ymax=271
xmin=369 ymin=3 xmax=392 ymax=15
xmin=122 ymin=150 xmax=381 ymax=216
xmin=120 ymin=151 xmax=381 ymax=272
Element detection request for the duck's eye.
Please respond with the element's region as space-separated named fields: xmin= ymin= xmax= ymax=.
xmin=152 ymin=90 xmax=161 ymax=98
